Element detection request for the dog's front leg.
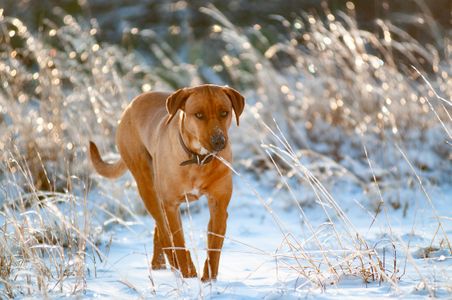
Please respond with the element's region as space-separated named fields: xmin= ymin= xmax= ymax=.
xmin=202 ymin=179 xmax=232 ymax=282
xmin=163 ymin=203 xmax=197 ymax=278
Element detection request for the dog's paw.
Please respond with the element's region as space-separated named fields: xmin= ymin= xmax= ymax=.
xmin=151 ymin=257 xmax=167 ymax=270
xmin=151 ymin=263 xmax=167 ymax=270
xmin=182 ymin=268 xmax=198 ymax=278
xmin=201 ymin=273 xmax=217 ymax=282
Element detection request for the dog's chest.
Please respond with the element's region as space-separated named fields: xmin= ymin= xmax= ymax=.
xmin=182 ymin=186 xmax=203 ymax=202
xmin=176 ymin=168 xmax=214 ymax=202
xmin=176 ymin=175 xmax=208 ymax=202
xmin=154 ymin=157 xmax=226 ymax=202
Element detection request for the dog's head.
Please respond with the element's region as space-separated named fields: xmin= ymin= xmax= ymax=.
xmin=166 ymin=84 xmax=245 ymax=154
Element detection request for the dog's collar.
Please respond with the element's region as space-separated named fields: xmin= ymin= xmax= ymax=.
xmin=178 ymin=133 xmax=215 ymax=166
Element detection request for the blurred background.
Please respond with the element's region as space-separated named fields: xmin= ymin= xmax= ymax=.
xmin=2 ymin=1 xmax=450 ymax=43
xmin=0 ymin=1 xmax=451 ymax=297
xmin=0 ymin=0 xmax=450 ymax=194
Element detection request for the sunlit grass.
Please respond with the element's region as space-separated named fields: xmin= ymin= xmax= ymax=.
xmin=0 ymin=2 xmax=450 ymax=297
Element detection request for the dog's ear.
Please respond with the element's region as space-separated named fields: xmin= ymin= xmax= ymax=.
xmin=166 ymin=88 xmax=190 ymax=124
xmin=222 ymin=86 xmax=245 ymax=126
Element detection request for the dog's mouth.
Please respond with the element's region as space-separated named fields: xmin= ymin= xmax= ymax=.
xmin=180 ymin=149 xmax=218 ymax=167
xmin=195 ymin=139 xmax=226 ymax=156
xmin=199 ymin=151 xmax=217 ymax=164
xmin=179 ymin=133 xmax=221 ymax=166
xmin=197 ymin=144 xmax=210 ymax=155
xmin=196 ymin=146 xmax=219 ymax=160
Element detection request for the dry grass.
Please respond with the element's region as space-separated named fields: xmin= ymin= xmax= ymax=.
xmin=0 ymin=2 xmax=450 ymax=298
xmin=0 ymin=150 xmax=102 ymax=298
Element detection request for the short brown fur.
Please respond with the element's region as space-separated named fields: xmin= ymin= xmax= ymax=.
xmin=89 ymin=84 xmax=244 ymax=281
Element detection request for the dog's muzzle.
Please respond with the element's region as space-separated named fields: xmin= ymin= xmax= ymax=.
xmin=210 ymin=133 xmax=226 ymax=152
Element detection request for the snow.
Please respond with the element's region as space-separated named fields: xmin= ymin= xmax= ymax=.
xmin=79 ymin=171 xmax=452 ymax=299
xmin=1 ymin=4 xmax=450 ymax=298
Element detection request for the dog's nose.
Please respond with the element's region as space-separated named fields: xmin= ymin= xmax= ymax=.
xmin=210 ymin=134 xmax=226 ymax=151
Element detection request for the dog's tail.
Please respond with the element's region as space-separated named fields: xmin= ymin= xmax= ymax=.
xmin=89 ymin=141 xmax=128 ymax=179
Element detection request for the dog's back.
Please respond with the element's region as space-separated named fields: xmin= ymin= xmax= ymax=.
xmin=89 ymin=91 xmax=169 ymax=178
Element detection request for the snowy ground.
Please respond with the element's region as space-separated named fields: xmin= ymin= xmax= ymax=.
xmin=81 ymin=171 xmax=452 ymax=299
xmin=1 ymin=3 xmax=450 ymax=298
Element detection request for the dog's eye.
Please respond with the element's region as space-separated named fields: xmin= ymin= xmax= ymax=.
xmin=195 ymin=112 xmax=204 ymax=119
xmin=220 ymin=111 xmax=229 ymax=117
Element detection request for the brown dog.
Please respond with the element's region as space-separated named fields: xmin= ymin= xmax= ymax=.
xmin=89 ymin=84 xmax=244 ymax=281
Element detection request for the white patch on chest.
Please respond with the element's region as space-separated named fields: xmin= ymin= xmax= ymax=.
xmin=182 ymin=187 xmax=203 ymax=202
